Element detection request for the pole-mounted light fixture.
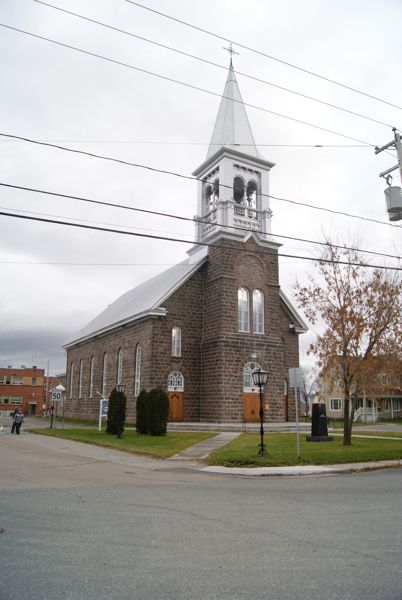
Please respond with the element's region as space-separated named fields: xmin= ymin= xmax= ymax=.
xmin=251 ymin=368 xmax=269 ymax=457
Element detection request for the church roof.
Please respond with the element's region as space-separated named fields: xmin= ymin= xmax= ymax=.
xmin=206 ymin=63 xmax=261 ymax=160
xmin=64 ymin=255 xmax=207 ymax=347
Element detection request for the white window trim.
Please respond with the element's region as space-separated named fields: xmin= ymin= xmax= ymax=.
xmin=330 ymin=397 xmax=342 ymax=411
xmin=167 ymin=371 xmax=184 ymax=392
xmin=171 ymin=326 xmax=182 ymax=357
xmin=89 ymin=357 xmax=94 ymax=398
xmin=238 ymin=287 xmax=250 ymax=333
xmin=102 ymin=354 xmax=107 ymax=397
xmin=252 ymin=289 xmax=264 ymax=334
xmin=243 ymin=361 xmax=261 ymax=392
xmin=134 ymin=345 xmax=142 ymax=397
xmin=117 ymin=349 xmax=123 ymax=386
xmin=78 ymin=360 xmax=83 ymax=398
xmin=69 ymin=363 xmax=74 ymax=398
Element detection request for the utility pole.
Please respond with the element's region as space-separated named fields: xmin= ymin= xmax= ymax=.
xmin=375 ymin=128 xmax=402 ymax=221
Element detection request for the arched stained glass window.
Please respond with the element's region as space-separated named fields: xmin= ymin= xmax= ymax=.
xmin=102 ymin=353 xmax=107 ymax=397
xmin=167 ymin=371 xmax=184 ymax=392
xmin=89 ymin=356 xmax=94 ymax=398
xmin=243 ymin=362 xmax=262 ymax=391
xmin=117 ymin=349 xmax=123 ymax=386
xmin=134 ymin=345 xmax=142 ymax=397
xmin=253 ymin=289 xmax=264 ymax=334
xmin=238 ymin=287 xmax=249 ymax=332
xmin=172 ymin=326 xmax=182 ymax=357
xmin=78 ymin=359 xmax=83 ymax=398
xmin=69 ymin=362 xmax=74 ymax=398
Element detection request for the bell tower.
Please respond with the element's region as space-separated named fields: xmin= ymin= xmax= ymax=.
xmin=191 ymin=58 xmax=279 ymax=253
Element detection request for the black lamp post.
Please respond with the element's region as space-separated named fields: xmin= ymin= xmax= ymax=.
xmin=252 ymin=368 xmax=269 ymax=457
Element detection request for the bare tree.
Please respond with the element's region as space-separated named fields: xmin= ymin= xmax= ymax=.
xmin=295 ymin=243 xmax=402 ymax=445
xmin=299 ymin=366 xmax=318 ymax=417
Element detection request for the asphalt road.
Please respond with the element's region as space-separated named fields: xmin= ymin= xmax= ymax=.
xmin=1 ymin=431 xmax=401 ymax=600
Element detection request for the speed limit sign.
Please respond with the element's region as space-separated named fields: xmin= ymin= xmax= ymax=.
xmin=51 ymin=389 xmax=63 ymax=402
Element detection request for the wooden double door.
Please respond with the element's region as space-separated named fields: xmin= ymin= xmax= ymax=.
xmin=243 ymin=392 xmax=260 ymax=423
xmin=168 ymin=391 xmax=184 ymax=422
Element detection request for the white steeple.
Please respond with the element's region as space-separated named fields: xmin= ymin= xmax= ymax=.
xmin=190 ymin=59 xmax=278 ymax=252
xmin=206 ymin=63 xmax=261 ymax=160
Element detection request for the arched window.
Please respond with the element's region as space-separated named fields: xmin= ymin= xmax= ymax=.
xmin=102 ymin=353 xmax=107 ymax=397
xmin=213 ymin=178 xmax=219 ymax=202
xmin=69 ymin=362 xmax=74 ymax=398
xmin=233 ymin=176 xmax=245 ymax=203
xmin=172 ymin=326 xmax=182 ymax=357
xmin=243 ymin=362 xmax=262 ymax=391
xmin=78 ymin=359 xmax=83 ymax=398
xmin=253 ymin=289 xmax=264 ymax=334
xmin=238 ymin=287 xmax=249 ymax=332
xmin=167 ymin=371 xmax=184 ymax=391
xmin=117 ymin=349 xmax=123 ymax=386
xmin=246 ymin=180 xmax=258 ymax=209
xmin=89 ymin=356 xmax=94 ymax=398
xmin=204 ymin=183 xmax=213 ymax=209
xmin=134 ymin=344 xmax=142 ymax=397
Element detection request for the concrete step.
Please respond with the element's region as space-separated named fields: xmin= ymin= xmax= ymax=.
xmin=167 ymin=421 xmax=311 ymax=433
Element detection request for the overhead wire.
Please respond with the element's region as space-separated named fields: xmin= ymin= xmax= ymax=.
xmin=0 ymin=23 xmax=381 ymax=147
xmin=124 ymin=0 xmax=402 ymax=111
xmin=1 ymin=134 xmax=400 ymax=230
xmin=0 ymin=209 xmax=400 ymax=271
xmin=33 ymin=0 xmax=397 ymax=130
xmin=1 ymin=181 xmax=401 ymax=262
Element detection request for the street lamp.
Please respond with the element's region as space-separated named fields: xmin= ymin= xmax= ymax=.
xmin=116 ymin=384 xmax=125 ymax=393
xmin=252 ymin=368 xmax=269 ymax=457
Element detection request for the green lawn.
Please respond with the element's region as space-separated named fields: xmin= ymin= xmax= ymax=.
xmin=30 ymin=428 xmax=217 ymax=459
xmin=207 ymin=432 xmax=402 ymax=467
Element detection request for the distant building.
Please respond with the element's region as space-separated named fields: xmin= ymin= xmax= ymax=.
xmin=0 ymin=366 xmax=45 ymax=417
xmin=319 ymin=364 xmax=402 ymax=422
xmin=0 ymin=367 xmax=66 ymax=418
xmin=63 ymin=61 xmax=307 ymax=424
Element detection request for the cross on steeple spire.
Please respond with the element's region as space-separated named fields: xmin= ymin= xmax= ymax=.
xmin=222 ymin=42 xmax=239 ymax=66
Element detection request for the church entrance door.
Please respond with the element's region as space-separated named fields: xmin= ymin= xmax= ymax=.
xmin=168 ymin=391 xmax=184 ymax=422
xmin=243 ymin=392 xmax=260 ymax=422
xmin=243 ymin=361 xmax=262 ymax=423
xmin=167 ymin=371 xmax=184 ymax=422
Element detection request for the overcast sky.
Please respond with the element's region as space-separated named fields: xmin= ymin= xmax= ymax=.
xmin=1 ymin=0 xmax=401 ymax=375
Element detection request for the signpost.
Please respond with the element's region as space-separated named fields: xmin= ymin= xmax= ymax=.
xmin=99 ymin=398 xmax=109 ymax=432
xmin=50 ymin=388 xmax=63 ymax=429
xmin=289 ymin=367 xmax=302 ymax=458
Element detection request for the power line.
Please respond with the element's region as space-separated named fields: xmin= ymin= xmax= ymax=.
xmin=1 ymin=133 xmax=400 ymax=230
xmin=33 ymin=0 xmax=396 ymax=130
xmin=0 ymin=23 xmax=379 ymax=147
xmin=125 ymin=0 xmax=402 ymax=111
xmin=0 ymin=139 xmax=370 ymax=148
xmin=1 ymin=181 xmax=401 ymax=262
xmin=0 ymin=209 xmax=400 ymax=271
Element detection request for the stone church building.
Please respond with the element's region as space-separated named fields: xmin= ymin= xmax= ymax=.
xmin=63 ymin=61 xmax=307 ymax=423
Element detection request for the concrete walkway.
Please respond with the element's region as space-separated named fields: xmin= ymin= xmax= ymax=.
xmin=169 ymin=431 xmax=241 ymax=461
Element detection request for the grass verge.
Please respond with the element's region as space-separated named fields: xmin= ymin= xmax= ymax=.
xmin=206 ymin=432 xmax=402 ymax=467
xmin=29 ymin=428 xmax=218 ymax=459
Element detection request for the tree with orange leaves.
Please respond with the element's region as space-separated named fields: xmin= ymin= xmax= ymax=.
xmin=295 ymin=243 xmax=402 ymax=445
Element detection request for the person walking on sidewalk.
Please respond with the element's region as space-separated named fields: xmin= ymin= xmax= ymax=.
xmin=11 ymin=409 xmax=24 ymax=435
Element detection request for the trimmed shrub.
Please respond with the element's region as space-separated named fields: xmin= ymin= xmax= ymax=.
xmin=147 ymin=388 xmax=169 ymax=436
xmin=136 ymin=389 xmax=149 ymax=434
xmin=106 ymin=387 xmax=127 ymax=437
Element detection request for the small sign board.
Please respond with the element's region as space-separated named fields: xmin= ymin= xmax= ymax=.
xmin=51 ymin=389 xmax=63 ymax=402
xmin=100 ymin=399 xmax=109 ymax=417
xmin=98 ymin=398 xmax=109 ymax=431
xmin=288 ymin=367 xmax=302 ymax=389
